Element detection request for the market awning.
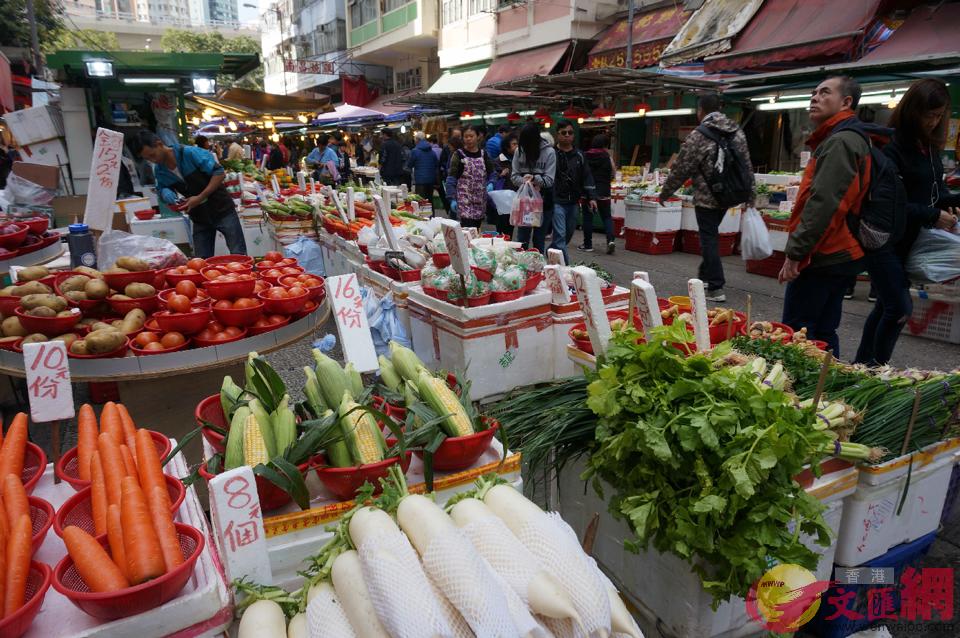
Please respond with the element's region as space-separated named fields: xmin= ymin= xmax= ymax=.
xmin=427 ymin=64 xmax=490 ymax=94
xmin=387 ymin=91 xmax=563 ymax=113
xmin=660 ymin=0 xmax=764 ymax=67
xmin=311 ymin=103 xmax=386 ymax=124
xmin=479 ymin=42 xmax=571 ymax=88
xmin=859 ymin=2 xmax=960 ymax=65
xmin=587 ymin=5 xmax=691 ymax=70
xmin=485 ymin=67 xmax=718 ymax=101
xmin=214 ymin=88 xmax=331 ymax=115
xmin=704 ymin=0 xmax=884 ymax=73
xmin=45 ymin=50 xmax=260 ymax=82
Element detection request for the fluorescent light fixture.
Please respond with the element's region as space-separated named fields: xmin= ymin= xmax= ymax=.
xmin=484 ymin=112 xmax=508 ymax=119
xmin=218 ymin=125 xmax=226 ymax=134
xmin=750 ymin=93 xmax=809 ymax=102
xmin=859 ymin=94 xmax=902 ymax=107
xmin=192 ymin=77 xmax=216 ymax=95
xmin=228 ymin=121 xmax=238 ymax=131
xmin=758 ymin=100 xmax=809 ymax=111
xmin=614 ymin=112 xmax=645 ymax=120
xmin=400 ymin=125 xmax=407 ymax=133
xmin=518 ymin=110 xmax=536 ymax=116
xmin=460 ymin=115 xmax=481 ymax=120
xmin=645 ymin=108 xmax=695 ymax=117
xmin=85 ymin=60 xmax=114 ymax=78
xmin=122 ymin=77 xmax=177 ymax=85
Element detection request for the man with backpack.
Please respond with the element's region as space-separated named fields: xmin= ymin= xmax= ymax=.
xmin=552 ymin=119 xmax=597 ymax=264
xmin=778 ymin=75 xmax=899 ymax=356
xmin=660 ymin=94 xmax=754 ymax=302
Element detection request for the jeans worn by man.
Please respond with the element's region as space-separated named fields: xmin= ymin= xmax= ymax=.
xmin=695 ymin=207 xmax=726 ymax=291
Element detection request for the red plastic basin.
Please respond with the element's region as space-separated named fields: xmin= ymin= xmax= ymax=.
xmin=212 ymin=301 xmax=264 ymax=327
xmin=192 ymin=327 xmax=248 ymax=348
xmin=107 ymin=294 xmax=159 ymax=315
xmin=131 ymin=337 xmax=192 ymax=356
xmin=29 ymin=496 xmax=54 ymax=555
xmin=414 ymin=418 xmax=500 ymax=472
xmin=0 ymin=561 xmax=52 ymax=637
xmin=206 ymin=254 xmax=253 ymax=266
xmin=19 ymin=217 xmax=49 ymax=235
xmin=54 ymin=430 xmax=172 ymax=492
xmin=66 ymin=337 xmax=130 ymax=360
xmin=195 ymin=394 xmax=228 ymax=453
xmin=257 ymin=289 xmax=308 ymax=315
xmin=314 ymin=454 xmax=411 ymax=501
xmin=202 ymin=277 xmax=256 ymax=300
xmin=14 ymin=307 xmax=81 ymax=336
xmin=102 ymin=269 xmax=158 ymax=290
xmin=164 ymin=269 xmax=205 ymax=287
xmin=153 ymin=308 xmax=211 ymax=335
xmin=198 ymin=460 xmax=308 ymax=511
xmin=0 ymin=223 xmax=29 ymax=249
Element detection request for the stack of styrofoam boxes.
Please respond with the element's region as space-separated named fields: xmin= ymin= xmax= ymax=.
xmin=405 ymin=286 xmax=554 ymax=402
xmin=624 ymin=196 xmax=682 ymax=254
xmin=611 ymin=195 xmax=626 ymax=236
xmin=557 ymin=457 xmax=858 ymax=638
xmin=551 ymin=286 xmax=630 ymax=378
xmin=2 ymin=105 xmax=67 ymax=167
xmin=679 ymin=199 xmax=741 ymax=256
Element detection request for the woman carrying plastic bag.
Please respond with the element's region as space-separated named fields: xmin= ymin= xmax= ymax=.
xmin=740 ymin=207 xmax=773 ymax=261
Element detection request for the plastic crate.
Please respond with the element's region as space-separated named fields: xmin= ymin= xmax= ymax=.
xmin=613 ymin=217 xmax=624 ymax=237
xmin=906 ymin=291 xmax=960 ymax=344
xmin=745 ymin=250 xmax=785 ymax=278
xmin=807 ymin=532 xmax=938 ymax=638
xmin=624 ymin=229 xmax=676 ymax=255
xmin=680 ymin=230 xmax=737 ymax=256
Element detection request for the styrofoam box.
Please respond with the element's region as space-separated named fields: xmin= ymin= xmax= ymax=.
xmin=611 ymin=197 xmax=626 ymax=219
xmin=681 ymin=205 xmax=698 ymax=231
xmin=625 ymin=201 xmax=682 ymax=232
xmin=19 ymin=138 xmax=68 ymax=166
xmin=755 ymin=173 xmax=800 ymax=186
xmin=130 ymin=216 xmax=192 ymax=244
xmin=558 ymin=459 xmax=855 ymax=638
xmin=3 ymin=105 xmax=64 ymax=144
xmin=834 ymin=439 xmax=960 ymax=566
xmin=213 ymin=221 xmax=271 ymax=258
xmin=769 ymin=229 xmax=789 ymax=252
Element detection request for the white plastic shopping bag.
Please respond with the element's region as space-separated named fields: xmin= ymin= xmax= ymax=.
xmin=740 ymin=207 xmax=774 ymax=261
xmin=488 ymin=189 xmax=517 ymax=216
xmin=510 ymin=182 xmax=543 ymax=228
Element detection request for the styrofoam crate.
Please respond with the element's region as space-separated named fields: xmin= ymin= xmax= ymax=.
xmin=769 ymin=229 xmax=789 ymax=252
xmin=3 ymin=105 xmax=64 ymax=144
xmin=681 ymin=205 xmax=698 ymax=231
xmin=611 ymin=197 xmax=626 ymax=219
xmin=906 ymin=290 xmax=960 ymax=344
xmin=625 ymin=201 xmax=681 ymax=232
xmin=755 ymin=173 xmax=800 ymax=186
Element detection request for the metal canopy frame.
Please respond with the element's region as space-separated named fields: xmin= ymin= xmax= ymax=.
xmin=484 ymin=67 xmax=720 ymax=100
xmin=386 ymin=91 xmax=567 ymax=111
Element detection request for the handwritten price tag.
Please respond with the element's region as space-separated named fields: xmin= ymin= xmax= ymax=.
xmin=632 ymin=278 xmax=662 ymax=342
xmin=546 ymin=248 xmax=566 ymax=267
xmin=346 ymin=186 xmax=356 ymax=221
xmin=325 ymin=186 xmax=349 ymax=224
xmin=83 ymin=128 xmax=125 ymax=231
xmin=687 ymin=278 xmax=711 ymax=352
xmin=23 ymin=341 xmax=75 ymax=422
xmin=571 ymin=266 xmax=611 ymax=356
xmin=372 ymin=195 xmax=399 ymax=250
xmin=326 ymin=273 xmax=378 ymax=372
xmin=544 ymin=265 xmax=570 ymax=304
xmin=208 ymin=467 xmax=272 ymax=584
xmin=440 ymin=219 xmax=471 ymax=279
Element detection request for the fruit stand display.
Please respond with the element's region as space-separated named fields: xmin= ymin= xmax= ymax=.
xmin=0 ymin=215 xmax=65 ymax=277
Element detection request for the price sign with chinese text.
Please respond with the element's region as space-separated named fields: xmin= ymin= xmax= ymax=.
xmin=83 ymin=128 xmax=125 ymax=231
xmin=547 ymin=248 xmax=566 ymax=266
xmin=440 ymin=219 xmax=471 ymax=278
xmin=23 ymin=341 xmax=75 ymax=422
xmin=632 ymin=278 xmax=662 ymax=342
xmin=687 ymin=278 xmax=711 ymax=352
xmin=571 ymin=266 xmax=611 ymax=356
xmin=325 ymin=186 xmax=349 ymax=224
xmin=346 ymin=186 xmax=356 ymax=221
xmin=544 ymin=265 xmax=570 ymax=304
xmin=326 ymin=274 xmax=378 ymax=372
xmin=208 ymin=466 xmax=271 ymax=584
xmin=372 ymin=195 xmax=399 ymax=250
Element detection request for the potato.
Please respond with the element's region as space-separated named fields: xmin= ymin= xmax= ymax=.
xmin=56 ymin=310 xmax=76 ymax=318
xmin=119 ymin=309 xmax=145 ymax=334
xmin=85 ymin=329 xmax=126 ymax=354
xmin=59 ymin=275 xmax=91 ymax=293
xmin=26 ymin=307 xmax=56 ymax=318
xmin=84 ymin=279 xmax=109 ymax=300
xmin=64 ymin=290 xmax=87 ymax=302
xmin=0 ymin=286 xmax=14 ymax=296
xmin=124 ymin=283 xmax=155 ymax=299
xmin=22 ymin=333 xmax=48 ymax=345
xmin=20 ymin=294 xmax=67 ymax=312
xmin=17 ymin=266 xmax=49 ymax=282
xmin=109 ymin=294 xmax=132 ymax=301
xmin=1 ymin=317 xmax=27 ymax=337
xmin=78 ymin=318 xmax=100 ymax=327
xmin=74 ymin=266 xmax=103 ymax=279
xmin=105 ymin=267 xmax=129 ymax=274
xmin=69 ymin=340 xmax=89 ymax=355
xmin=115 ymin=256 xmax=151 ymax=272
xmin=53 ymin=333 xmax=79 ymax=346
xmin=11 ymin=281 xmax=52 ymax=297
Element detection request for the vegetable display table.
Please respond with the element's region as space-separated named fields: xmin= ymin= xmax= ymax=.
xmin=0 ymin=240 xmax=65 ymax=278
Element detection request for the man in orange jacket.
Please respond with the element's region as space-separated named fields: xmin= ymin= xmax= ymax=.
xmin=779 ymin=76 xmax=868 ymax=356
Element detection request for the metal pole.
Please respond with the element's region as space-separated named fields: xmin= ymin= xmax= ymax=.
xmin=25 ymin=0 xmax=42 ymax=77
xmin=625 ymin=0 xmax=634 ymax=70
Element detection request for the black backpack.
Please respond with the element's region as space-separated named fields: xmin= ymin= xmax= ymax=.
xmin=696 ymin=125 xmax=753 ymax=208
xmin=830 ymin=119 xmax=907 ymax=252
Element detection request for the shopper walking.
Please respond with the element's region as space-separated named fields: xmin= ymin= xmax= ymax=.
xmin=439 ymin=129 xmax=462 ymax=217
xmin=407 ymin=131 xmax=441 ymax=213
xmin=582 ymin=134 xmax=617 ymax=254
xmin=512 ymin=122 xmax=557 ymax=253
xmin=379 ymin=129 xmax=404 ymax=186
xmin=551 ymin=120 xmax=596 ymax=264
xmin=779 ymin=76 xmax=871 ymax=356
xmin=855 ymin=79 xmax=960 ymax=366
xmin=445 ymin=125 xmax=496 ymax=229
xmin=485 ymin=124 xmax=508 ymax=160
xmin=489 ymin=132 xmax=518 ymax=238
xmin=660 ymin=95 xmax=755 ymax=302
xmin=227 ymin=138 xmax=245 ymax=162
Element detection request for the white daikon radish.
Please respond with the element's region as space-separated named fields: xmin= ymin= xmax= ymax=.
xmin=450 ymin=497 xmax=585 ymax=631
xmin=306 ymin=581 xmax=357 ymax=638
xmin=238 ymin=599 xmax=287 ymax=638
xmin=484 ymin=484 xmax=612 ymax=638
xmin=599 ymin=574 xmax=644 ymax=638
xmin=331 ymin=550 xmax=391 ymax=638
xmin=288 ymin=612 xmax=308 ymax=638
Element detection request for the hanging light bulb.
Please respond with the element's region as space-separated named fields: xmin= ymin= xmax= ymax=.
xmin=263 ymin=120 xmax=274 ymax=129
xmin=298 ymin=114 xmax=309 ymax=123
xmin=191 ymin=116 xmax=200 ymax=126
xmin=228 ymin=121 xmax=238 ymax=131
xmin=400 ymin=125 xmax=407 ymax=133
xmin=218 ymin=125 xmax=225 ymax=134
xmin=577 ymin=117 xmax=584 ymax=124
xmin=635 ymin=102 xmax=651 ymax=116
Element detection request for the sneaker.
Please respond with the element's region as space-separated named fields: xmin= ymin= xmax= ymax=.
xmin=867 ymin=293 xmax=878 ymax=303
xmin=606 ymin=241 xmax=615 ymax=255
xmin=705 ymin=288 xmax=726 ymax=302
xmin=843 ymin=292 xmax=854 ymax=300
xmin=578 ymin=244 xmax=593 ymax=252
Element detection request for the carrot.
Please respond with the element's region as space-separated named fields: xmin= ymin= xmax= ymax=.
xmin=0 ymin=413 xmax=28 ymax=481
xmin=97 ymin=433 xmax=125 ymax=509
xmin=119 ymin=444 xmax=138 ymax=482
xmin=2 ymin=474 xmax=28 ymax=533
xmin=135 ymin=429 xmax=170 ymax=512
xmin=4 ymin=514 xmax=31 ymax=616
xmin=0 ymin=492 xmax=7 ymax=543
xmin=0 ymin=513 xmax=5 ymax=620
xmin=90 ymin=452 xmax=108 ymax=537
xmin=62 ymin=526 xmax=130 ymax=593
xmin=148 ymin=485 xmax=183 ymax=572
xmin=106 ymin=504 xmax=128 ymax=581
xmin=76 ymin=404 xmax=98 ymax=482
xmin=116 ymin=404 xmax=138 ymax=463
xmin=120 ymin=477 xmax=165 ymax=584
xmin=99 ymin=402 xmax=124 ymax=446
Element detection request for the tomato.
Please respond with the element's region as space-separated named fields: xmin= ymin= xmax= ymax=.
xmin=265 ymin=269 xmax=283 ymax=279
xmin=252 ymin=317 xmax=271 ymax=328
xmin=212 ymin=331 xmax=231 ymax=341
xmin=277 ymin=258 xmax=297 ymax=267
xmin=187 ymin=258 xmax=206 ymax=271
xmin=196 ymin=328 xmax=215 ymax=340
xmin=258 ymin=260 xmax=275 ymax=269
xmin=254 ymin=281 xmax=270 ymax=293
xmin=267 ymin=314 xmax=287 ymax=324
xmin=143 ymin=342 xmax=165 ymax=351
xmin=161 ymin=332 xmax=186 ymax=348
xmin=175 ymin=281 xmax=197 ymax=298
xmin=287 ymin=286 xmax=307 ymax=297
xmin=182 ymin=268 xmax=198 ymax=275
xmin=266 ymin=287 xmax=288 ymax=299
xmin=280 ymin=267 xmax=301 ymax=276
xmin=207 ymin=321 xmax=225 ymax=333
xmin=303 ymin=301 xmax=318 ymax=312
xmin=234 ymin=297 xmax=259 ymax=309
xmin=205 ymin=268 xmax=223 ymax=280
xmin=214 ymin=299 xmax=233 ymax=310
xmin=225 ymin=262 xmax=247 ymax=273
xmin=223 ymin=326 xmax=243 ymax=337
xmin=168 ymin=294 xmax=192 ymax=313
xmin=302 ymin=277 xmax=322 ymax=287
xmin=237 ymin=273 xmax=255 ymax=281
xmin=134 ymin=332 xmax=160 ymax=347
xmin=279 ymin=276 xmax=298 ymax=287
xmin=264 ymin=251 xmax=283 ymax=262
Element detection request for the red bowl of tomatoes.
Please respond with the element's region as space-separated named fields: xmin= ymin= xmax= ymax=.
xmin=192 ymin=326 xmax=248 ymax=348
xmin=202 ymin=274 xmax=257 ymax=300
xmin=247 ymin=314 xmax=290 ymax=335
xmin=159 ymin=287 xmax=210 ymax=311
xmin=279 ymin=274 xmax=325 ymax=300
xmin=130 ymin=332 xmax=191 ymax=355
xmin=291 ymin=299 xmax=320 ymax=321
xmin=164 ymin=267 xmax=204 ymax=286
xmin=254 ymin=254 xmax=298 ymax=271
xmin=206 ymin=254 xmax=253 ymax=267
xmin=257 ymin=287 xmax=309 ymax=315
xmin=211 ymin=298 xmax=264 ymax=326
xmin=153 ymin=308 xmax=211 ymax=334
xmin=259 ymin=266 xmax=304 ymax=285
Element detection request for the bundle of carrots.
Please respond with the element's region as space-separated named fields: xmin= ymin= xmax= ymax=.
xmin=0 ymin=413 xmax=33 ymax=620
xmin=64 ymin=403 xmax=183 ymax=593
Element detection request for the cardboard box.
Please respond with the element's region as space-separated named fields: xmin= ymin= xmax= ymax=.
xmin=11 ymin=161 xmax=60 ymax=190
xmin=19 ymin=138 xmax=68 ymax=166
xmin=51 ymin=195 xmax=86 ymax=228
xmin=2 ymin=105 xmax=64 ymax=145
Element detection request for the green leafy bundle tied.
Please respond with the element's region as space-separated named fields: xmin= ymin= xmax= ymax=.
xmin=584 ymin=323 xmax=834 ymax=607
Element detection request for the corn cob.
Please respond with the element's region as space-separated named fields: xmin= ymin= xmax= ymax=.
xmin=389 ymin=341 xmax=426 ymax=383
xmin=313 ymin=349 xmax=351 ymax=407
xmin=417 ymin=372 xmax=474 ymax=437
xmin=404 ymin=381 xmax=423 ymax=429
xmin=244 ymin=351 xmax=260 ymax=389
xmin=338 ymin=392 xmax=386 ymax=465
xmin=243 ymin=413 xmax=271 ymax=466
xmin=345 ymin=362 xmax=364 ymax=398
xmin=303 ymin=367 xmax=328 ymax=416
xmin=248 ymin=397 xmax=278 ymax=460
xmin=324 ymin=409 xmax=354 ymax=468
xmin=378 ymin=356 xmax=402 ymax=393
xmin=272 ymin=394 xmax=297 ymax=456
xmin=220 ymin=375 xmax=245 ymax=420
xmin=223 ymin=406 xmax=251 ymax=470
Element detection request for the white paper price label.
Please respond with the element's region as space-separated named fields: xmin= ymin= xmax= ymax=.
xmin=632 ymin=278 xmax=662 ymax=342
xmin=372 ymin=195 xmax=399 ymax=250
xmin=687 ymin=278 xmax=711 ymax=352
xmin=571 ymin=266 xmax=611 ymax=356
xmin=208 ymin=466 xmax=272 ymax=585
xmin=23 ymin=341 xmax=75 ymax=422
xmin=297 ymin=170 xmax=306 ymax=191
xmin=346 ymin=186 xmax=356 ymax=221
xmin=544 ymin=265 xmax=570 ymax=304
xmin=271 ymin=175 xmax=281 ymax=194
xmin=326 ymin=186 xmax=349 ymax=224
xmin=326 ymin=273 xmax=379 ymax=372
xmin=546 ymin=248 xmax=566 ymax=267
xmin=440 ymin=219 xmax=471 ymax=279
xmin=83 ymin=128 xmax=125 ymax=231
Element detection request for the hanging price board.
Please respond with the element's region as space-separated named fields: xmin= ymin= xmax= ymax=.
xmin=326 ymin=273 xmax=378 ymax=372
xmin=571 ymin=266 xmax=611 ymax=356
xmin=83 ymin=128 xmax=125 ymax=231
xmin=208 ymin=467 xmax=272 ymax=585
xmin=687 ymin=278 xmax=711 ymax=352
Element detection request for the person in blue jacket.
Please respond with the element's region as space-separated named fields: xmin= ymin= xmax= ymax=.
xmin=129 ymin=129 xmax=247 ymax=257
xmin=406 ymin=131 xmax=440 ymax=213
xmin=485 ymin=124 xmax=508 ymax=159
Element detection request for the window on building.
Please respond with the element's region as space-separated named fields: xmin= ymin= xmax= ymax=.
xmin=314 ymin=19 xmax=346 ymax=55
xmin=384 ymin=0 xmax=409 ymax=12
xmin=349 ymin=0 xmax=377 ymax=26
xmin=469 ymin=0 xmax=495 ymax=14
xmin=395 ymin=67 xmax=422 ymax=92
xmin=442 ymin=0 xmax=462 ymax=24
